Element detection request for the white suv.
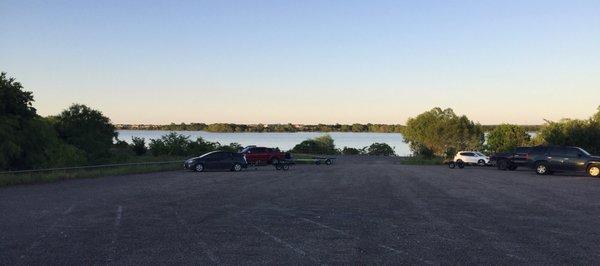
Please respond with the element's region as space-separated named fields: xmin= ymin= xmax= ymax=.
xmin=453 ymin=151 xmax=489 ymax=166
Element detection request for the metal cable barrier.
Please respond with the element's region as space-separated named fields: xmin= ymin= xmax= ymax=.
xmin=0 ymin=160 xmax=183 ymax=175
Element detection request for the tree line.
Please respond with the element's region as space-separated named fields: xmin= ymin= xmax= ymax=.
xmin=117 ymin=123 xmax=405 ymax=133
xmin=117 ymin=122 xmax=542 ymax=133
xmin=402 ymin=107 xmax=600 ymax=159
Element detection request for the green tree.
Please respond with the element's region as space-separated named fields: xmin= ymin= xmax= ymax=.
xmin=54 ymin=104 xmax=117 ymax=162
xmin=485 ymin=124 xmax=531 ymax=153
xmin=593 ymin=106 xmax=600 ymax=123
xmin=351 ymin=124 xmax=367 ymax=132
xmin=131 ymin=137 xmax=148 ymax=155
xmin=402 ymin=107 xmax=484 ymax=157
xmin=365 ymin=143 xmax=395 ymax=156
xmin=534 ymin=114 xmax=600 ymax=154
xmin=0 ymin=73 xmax=86 ymax=170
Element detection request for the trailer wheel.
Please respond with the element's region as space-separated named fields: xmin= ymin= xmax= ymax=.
xmin=275 ymin=164 xmax=283 ymax=170
xmin=282 ymin=164 xmax=290 ymax=171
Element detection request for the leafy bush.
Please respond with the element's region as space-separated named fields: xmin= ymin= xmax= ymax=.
xmin=534 ymin=107 xmax=600 ymax=154
xmin=130 ymin=137 xmax=148 ymax=155
xmin=219 ymin=142 xmax=243 ymax=153
xmin=485 ymin=124 xmax=531 ymax=153
xmin=186 ymin=137 xmax=220 ymax=156
xmin=342 ymin=147 xmax=363 ymax=155
xmin=291 ymin=134 xmax=339 ymax=155
xmin=402 ymin=107 xmax=484 ymax=157
xmin=148 ymin=132 xmax=241 ymax=157
xmin=149 ymin=132 xmax=191 ymax=156
xmin=365 ymin=143 xmax=395 ymax=156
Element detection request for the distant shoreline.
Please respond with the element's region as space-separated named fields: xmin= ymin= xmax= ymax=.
xmin=115 ymin=123 xmax=542 ymax=133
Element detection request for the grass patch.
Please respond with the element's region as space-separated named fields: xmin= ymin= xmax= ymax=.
xmin=400 ymin=156 xmax=445 ymax=165
xmin=0 ymin=162 xmax=182 ymax=187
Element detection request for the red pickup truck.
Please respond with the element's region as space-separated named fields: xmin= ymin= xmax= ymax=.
xmin=241 ymin=146 xmax=288 ymax=165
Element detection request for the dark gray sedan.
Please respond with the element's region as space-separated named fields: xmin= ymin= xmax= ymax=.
xmin=184 ymin=151 xmax=247 ymax=172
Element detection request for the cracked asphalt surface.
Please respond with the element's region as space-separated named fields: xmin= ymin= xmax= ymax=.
xmin=1 ymin=156 xmax=600 ymax=265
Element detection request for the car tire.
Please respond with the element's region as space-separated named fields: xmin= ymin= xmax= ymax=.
xmin=325 ymin=159 xmax=332 ymax=165
xmin=232 ymin=163 xmax=242 ymax=172
xmin=448 ymin=162 xmax=456 ymax=169
xmin=507 ymin=164 xmax=518 ymax=171
xmin=457 ymin=161 xmax=465 ymax=169
xmin=587 ymin=165 xmax=600 ymax=177
xmin=194 ymin=163 xmax=204 ymax=172
xmin=535 ymin=162 xmax=550 ymax=175
xmin=275 ymin=164 xmax=283 ymax=170
xmin=497 ymin=160 xmax=508 ymax=170
xmin=477 ymin=159 xmax=486 ymax=166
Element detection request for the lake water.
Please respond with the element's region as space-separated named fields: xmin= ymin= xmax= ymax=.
xmin=117 ymin=130 xmax=412 ymax=156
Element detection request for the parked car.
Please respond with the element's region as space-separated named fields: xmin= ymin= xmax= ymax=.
xmin=526 ymin=146 xmax=600 ymax=177
xmin=490 ymin=146 xmax=532 ymax=171
xmin=241 ymin=146 xmax=289 ymax=165
xmin=184 ymin=151 xmax=247 ymax=172
xmin=453 ymin=151 xmax=490 ymax=166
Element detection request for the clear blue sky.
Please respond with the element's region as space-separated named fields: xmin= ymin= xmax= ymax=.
xmin=1 ymin=0 xmax=599 ymax=124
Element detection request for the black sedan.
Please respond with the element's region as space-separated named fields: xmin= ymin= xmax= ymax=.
xmin=184 ymin=151 xmax=247 ymax=172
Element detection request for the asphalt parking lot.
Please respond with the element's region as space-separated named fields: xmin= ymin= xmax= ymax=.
xmin=1 ymin=156 xmax=600 ymax=265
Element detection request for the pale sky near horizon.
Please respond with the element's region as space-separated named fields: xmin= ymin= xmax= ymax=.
xmin=1 ymin=0 xmax=599 ymax=125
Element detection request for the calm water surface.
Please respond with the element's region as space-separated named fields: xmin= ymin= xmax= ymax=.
xmin=117 ymin=130 xmax=411 ymax=156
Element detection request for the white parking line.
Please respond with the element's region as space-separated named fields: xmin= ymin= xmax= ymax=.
xmin=298 ymin=217 xmax=433 ymax=265
xmin=251 ymin=225 xmax=321 ymax=264
xmin=106 ymin=205 xmax=123 ymax=264
xmin=115 ymin=206 xmax=123 ymax=226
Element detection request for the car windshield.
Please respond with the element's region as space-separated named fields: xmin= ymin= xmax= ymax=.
xmin=577 ymin=148 xmax=591 ymax=156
